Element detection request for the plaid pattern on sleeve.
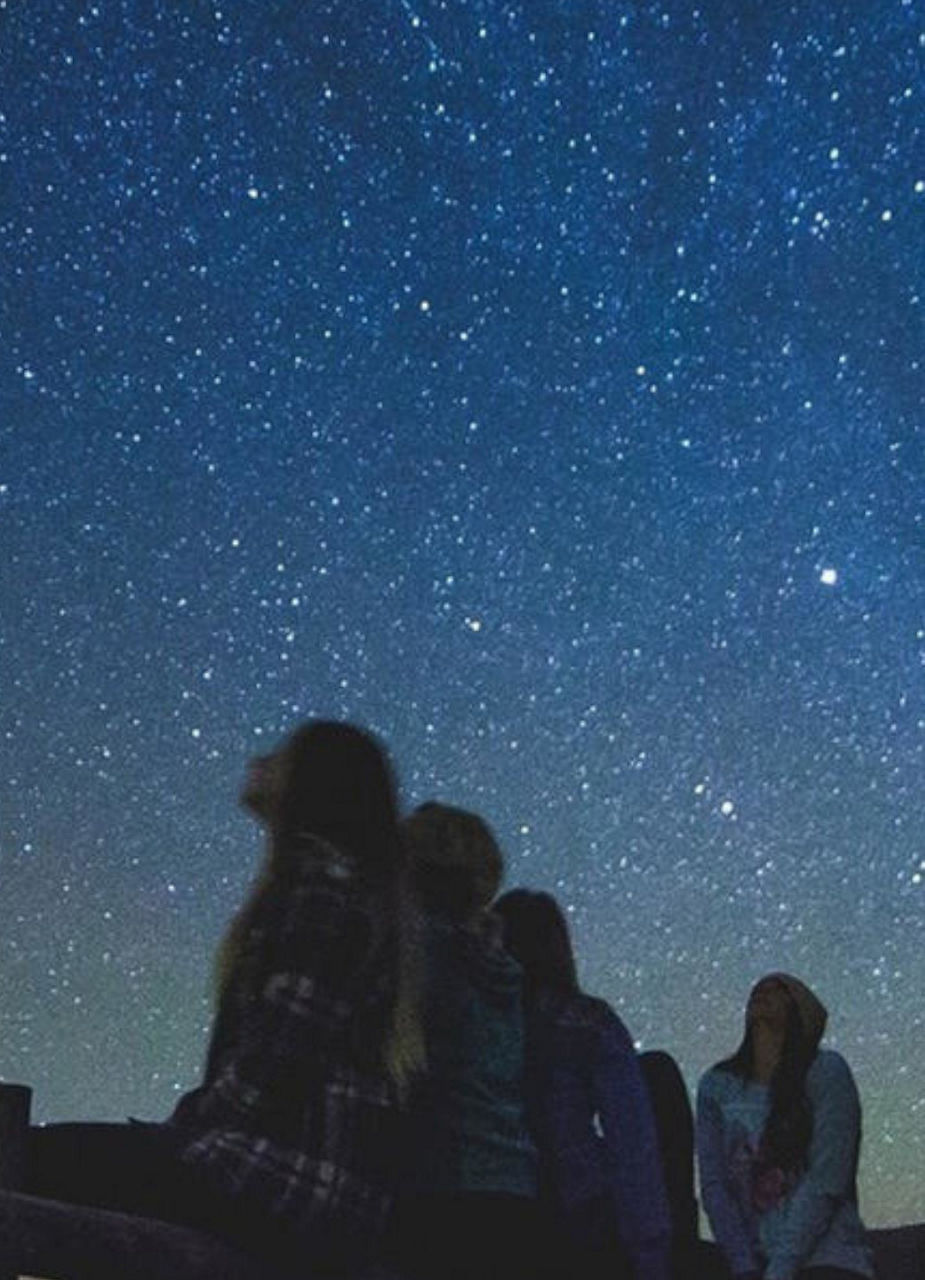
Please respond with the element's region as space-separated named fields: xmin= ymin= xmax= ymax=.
xmin=173 ymin=846 xmax=402 ymax=1255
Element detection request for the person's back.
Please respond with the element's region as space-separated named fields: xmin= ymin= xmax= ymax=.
xmin=22 ymin=720 xmax=420 ymax=1276
xmin=387 ymin=803 xmax=537 ymax=1280
xmin=526 ymin=987 xmax=634 ymax=1201
xmin=170 ymin=836 xmax=405 ymax=1269
xmin=496 ymin=889 xmax=673 ymax=1280
xmin=406 ymin=911 xmax=535 ymax=1198
xmin=526 ymin=986 xmax=672 ymax=1280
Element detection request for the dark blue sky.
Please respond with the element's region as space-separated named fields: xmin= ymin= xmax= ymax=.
xmin=2 ymin=1 xmax=922 ymax=1224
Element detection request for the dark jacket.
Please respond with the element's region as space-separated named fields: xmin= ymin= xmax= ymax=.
xmin=525 ymin=988 xmax=672 ymax=1280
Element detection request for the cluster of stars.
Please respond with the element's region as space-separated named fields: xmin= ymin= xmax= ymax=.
xmin=1 ymin=0 xmax=922 ymax=1227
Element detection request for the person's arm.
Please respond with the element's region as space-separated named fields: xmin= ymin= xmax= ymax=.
xmin=594 ymin=1012 xmax=672 ymax=1280
xmin=191 ymin=860 xmax=375 ymax=1127
xmin=696 ymin=1073 xmax=762 ymax=1278
xmin=763 ymin=1051 xmax=863 ymax=1280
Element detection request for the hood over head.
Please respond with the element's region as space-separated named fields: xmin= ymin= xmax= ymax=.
xmin=757 ymin=971 xmax=828 ymax=1052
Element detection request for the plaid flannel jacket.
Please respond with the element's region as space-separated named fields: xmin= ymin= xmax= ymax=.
xmin=170 ymin=842 xmax=402 ymax=1262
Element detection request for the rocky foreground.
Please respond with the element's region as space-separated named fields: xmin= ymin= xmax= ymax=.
xmin=868 ymin=1223 xmax=925 ymax=1280
xmin=1 ymin=1191 xmax=921 ymax=1279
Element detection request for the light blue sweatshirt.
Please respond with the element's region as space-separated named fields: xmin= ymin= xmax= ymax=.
xmin=697 ymin=1049 xmax=874 ymax=1280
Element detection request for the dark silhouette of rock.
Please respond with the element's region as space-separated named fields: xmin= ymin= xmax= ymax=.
xmin=0 ymin=1189 xmax=279 ymax=1280
xmin=2 ymin=1083 xmax=920 ymax=1279
xmin=869 ymin=1223 xmax=925 ymax=1280
xmin=0 ymin=1189 xmax=921 ymax=1279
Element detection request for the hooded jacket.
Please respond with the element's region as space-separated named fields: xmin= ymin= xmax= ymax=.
xmin=769 ymin=971 xmax=828 ymax=1052
xmin=697 ymin=974 xmax=874 ymax=1280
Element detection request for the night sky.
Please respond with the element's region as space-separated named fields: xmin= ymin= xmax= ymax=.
xmin=2 ymin=0 xmax=922 ymax=1227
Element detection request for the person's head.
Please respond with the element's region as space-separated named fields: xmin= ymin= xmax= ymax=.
xmin=745 ymin=974 xmax=794 ymax=1038
xmin=746 ymin=972 xmax=827 ymax=1050
xmin=401 ymin=802 xmax=503 ymax=923
xmin=725 ymin=972 xmax=827 ymax=1076
xmin=720 ymin=972 xmax=828 ymax=1176
xmin=223 ymin=721 xmax=425 ymax=1091
xmin=494 ymin=889 xmax=579 ymax=995
xmin=242 ymin=720 xmax=401 ymax=875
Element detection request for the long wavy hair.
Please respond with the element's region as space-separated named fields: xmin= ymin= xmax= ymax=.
xmin=494 ymin=889 xmax=580 ymax=1001
xmin=215 ymin=720 xmax=425 ymax=1094
xmin=716 ymin=997 xmax=815 ymax=1176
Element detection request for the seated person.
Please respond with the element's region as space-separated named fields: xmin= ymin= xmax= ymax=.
xmin=387 ymin=802 xmax=538 ymax=1280
xmin=495 ymin=888 xmax=673 ymax=1280
xmin=25 ymin=721 xmax=422 ymax=1275
xmin=697 ymin=973 xmax=875 ymax=1280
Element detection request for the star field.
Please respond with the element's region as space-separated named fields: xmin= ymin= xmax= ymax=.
xmin=1 ymin=1 xmax=923 ymax=1226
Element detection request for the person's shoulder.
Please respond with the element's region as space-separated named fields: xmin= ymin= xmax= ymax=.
xmin=293 ymin=836 xmax=358 ymax=879
xmin=284 ymin=838 xmax=362 ymax=899
xmin=458 ymin=918 xmax=525 ymax=998
xmin=697 ymin=1063 xmax=736 ymax=1101
xmin=560 ymin=992 xmax=634 ymax=1046
xmin=278 ymin=840 xmax=375 ymax=938
xmin=808 ymin=1046 xmax=857 ymax=1090
xmin=587 ymin=993 xmax=631 ymax=1033
xmin=545 ymin=988 xmax=596 ymax=1023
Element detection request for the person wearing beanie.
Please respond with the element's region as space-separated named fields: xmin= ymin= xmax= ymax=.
xmin=697 ymin=973 xmax=875 ymax=1280
xmin=385 ymin=802 xmax=539 ymax=1280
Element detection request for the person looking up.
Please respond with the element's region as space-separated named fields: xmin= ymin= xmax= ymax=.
xmin=697 ymin=973 xmax=874 ymax=1280
xmin=25 ymin=720 xmax=422 ymax=1275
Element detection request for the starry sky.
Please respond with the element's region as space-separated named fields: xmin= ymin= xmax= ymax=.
xmin=2 ymin=0 xmax=923 ymax=1228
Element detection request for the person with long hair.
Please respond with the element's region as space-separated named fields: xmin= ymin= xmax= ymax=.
xmin=386 ymin=802 xmax=538 ymax=1280
xmin=697 ymin=973 xmax=874 ymax=1280
xmin=494 ymin=888 xmax=673 ymax=1280
xmin=24 ymin=720 xmax=423 ymax=1274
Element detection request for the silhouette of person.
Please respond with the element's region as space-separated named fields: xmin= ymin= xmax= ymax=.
xmin=386 ymin=802 xmax=539 ymax=1280
xmin=495 ymin=888 xmax=673 ymax=1280
xmin=25 ymin=720 xmax=423 ymax=1273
